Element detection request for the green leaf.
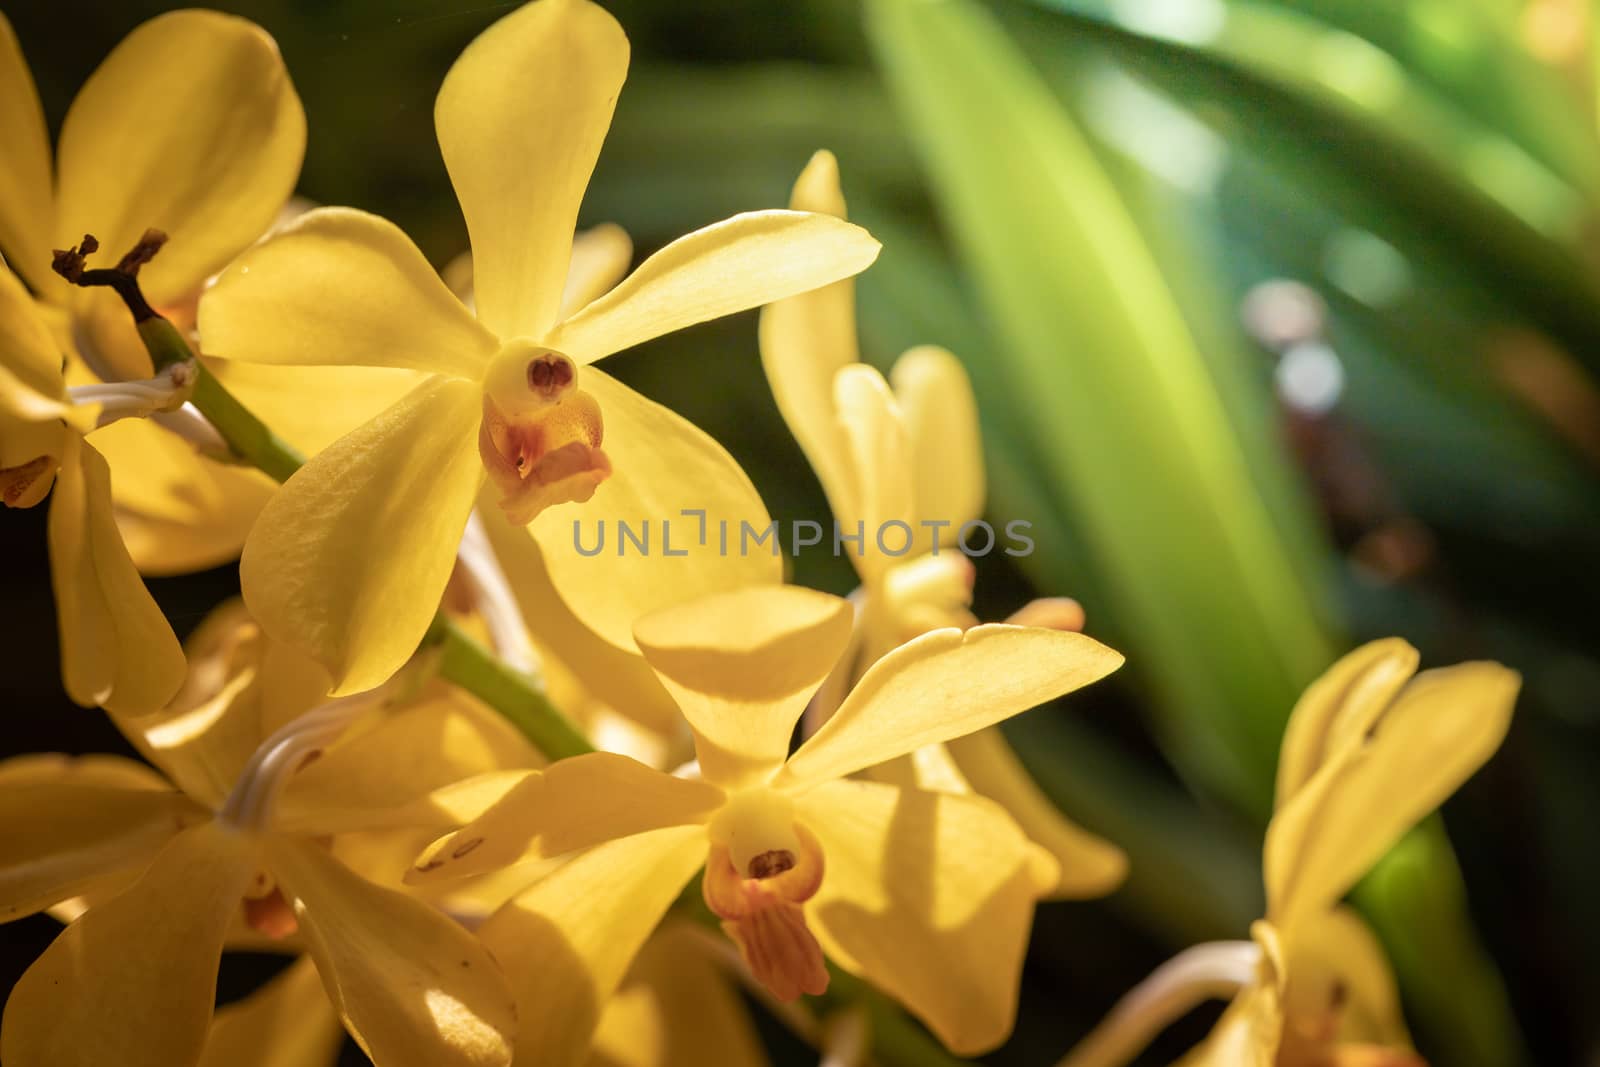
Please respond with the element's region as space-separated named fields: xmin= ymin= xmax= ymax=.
xmin=1027 ymin=0 xmax=1600 ymax=229
xmin=868 ymin=0 xmax=1339 ymax=814
xmin=866 ymin=1 xmax=1529 ymax=1063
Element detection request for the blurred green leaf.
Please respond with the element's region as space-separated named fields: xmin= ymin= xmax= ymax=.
xmin=1356 ymin=825 xmax=1529 ymax=1067
xmin=998 ymin=8 xmax=1600 ymax=628
xmin=865 ymin=1 xmax=1529 ymax=1063
xmin=1018 ymin=1 xmax=1600 ymax=377
xmin=868 ymin=0 xmax=1338 ymax=815
xmin=1028 ymin=0 xmax=1600 ymax=234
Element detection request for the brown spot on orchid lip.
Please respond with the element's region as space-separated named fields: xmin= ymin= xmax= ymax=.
xmin=748 ymin=849 xmax=796 ymax=879
xmin=527 ymin=352 xmax=575 ymax=395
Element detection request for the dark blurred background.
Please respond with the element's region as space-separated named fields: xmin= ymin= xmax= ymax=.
xmin=5 ymin=1 xmax=1600 ymax=1064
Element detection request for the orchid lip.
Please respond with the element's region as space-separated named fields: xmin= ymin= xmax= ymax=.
xmin=478 ymin=342 xmax=611 ymax=524
xmin=701 ymin=820 xmax=831 ymax=1003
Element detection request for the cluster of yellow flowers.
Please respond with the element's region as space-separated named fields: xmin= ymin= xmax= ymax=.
xmin=0 ymin=3 xmax=1520 ymax=1066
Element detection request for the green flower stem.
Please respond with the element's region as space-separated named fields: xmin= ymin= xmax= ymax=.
xmin=424 ymin=613 xmax=592 ymax=761
xmin=187 ymin=367 xmax=305 ymax=485
xmin=136 ymin=317 xmax=200 ymax=372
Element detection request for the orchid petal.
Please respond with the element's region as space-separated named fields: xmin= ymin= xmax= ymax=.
xmin=588 ymin=921 xmax=769 ymax=1067
xmin=634 ymin=586 xmax=855 ymax=789
xmin=476 ymin=495 xmax=683 ymax=734
xmin=239 ymin=376 xmax=483 ymax=695
xmin=777 ymin=624 xmax=1122 ymax=792
xmin=1264 ymin=662 xmax=1518 ymax=933
xmin=442 ymin=223 xmax=634 ymax=326
xmin=0 ymin=776 xmax=202 ymax=920
xmin=833 ymin=363 xmax=913 ymax=582
xmin=478 ymin=825 xmax=707 ymax=1067
xmin=199 ymin=208 xmax=495 ymax=377
xmin=0 ymin=267 xmax=69 ymax=506
xmin=800 ymin=779 xmax=1041 ymax=1055
xmin=0 ymin=13 xmax=53 ymax=294
xmin=117 ymin=601 xmax=272 ymax=807
xmin=0 ymin=753 xmax=184 ymax=918
xmin=407 ymin=752 xmax=721 ymax=885
xmin=890 ymin=345 xmax=985 ymax=549
xmin=48 ymin=436 xmax=185 ymax=714
xmin=1 ymin=820 xmax=259 ymax=1067
xmin=527 ymin=368 xmax=781 ymax=653
xmin=561 ymin=223 xmax=633 ymax=319
xmin=947 ymin=728 xmax=1127 ymax=900
xmin=269 ymin=837 xmax=517 ymax=1067
xmin=274 ymin=690 xmax=543 ymax=831
xmin=1274 ymin=639 xmax=1419 ymax=807
xmin=1179 ymin=980 xmax=1280 ymax=1067
xmin=0 ymin=264 xmax=62 ymax=402
xmin=1281 ymin=907 xmax=1411 ymax=1050
xmin=206 ymin=360 xmax=426 ymax=459
xmin=551 ymin=210 xmax=880 ymax=365
xmin=0 ymin=752 xmax=168 ymax=789
xmin=56 ymin=11 xmax=304 ymax=306
xmin=758 ymin=150 xmax=860 ymax=510
xmin=93 ymin=415 xmax=274 ymax=575
xmin=436 ymin=0 xmax=628 ymax=340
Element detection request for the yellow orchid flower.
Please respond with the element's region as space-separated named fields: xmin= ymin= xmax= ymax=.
xmin=406 ymin=583 xmax=1124 ymax=1060
xmin=0 ymin=8 xmax=303 ymax=574
xmin=202 ymin=216 xmax=633 ymax=474
xmin=761 ymin=150 xmax=1125 ymax=901
xmin=0 ymin=263 xmax=185 ymax=714
xmin=196 ymin=0 xmax=882 ymax=695
xmin=0 ymin=599 xmax=545 ymax=1067
xmin=1058 ymin=639 xmax=1519 ymax=1067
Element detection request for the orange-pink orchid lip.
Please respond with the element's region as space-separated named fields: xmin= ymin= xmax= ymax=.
xmin=478 ymin=387 xmax=611 ymax=525
xmin=702 ymin=822 xmax=829 ymax=1002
